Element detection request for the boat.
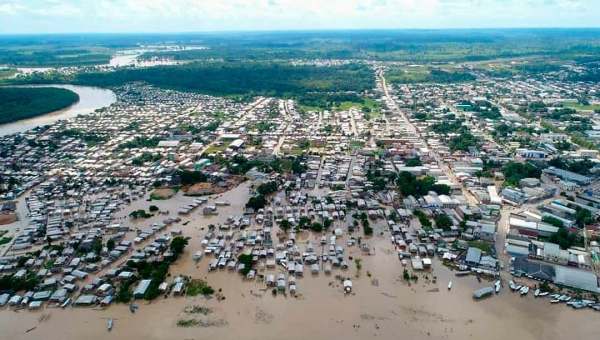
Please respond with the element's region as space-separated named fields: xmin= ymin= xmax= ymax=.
xmin=539 ymin=292 xmax=549 ymax=297
xmin=473 ymin=286 xmax=495 ymax=299
xmin=107 ymin=319 xmax=114 ymax=331
xmin=448 ymin=281 xmax=453 ymax=290
xmin=343 ymin=279 xmax=352 ymax=294
xmin=550 ymin=299 xmax=560 ymax=304
xmin=550 ymin=294 xmax=561 ymax=299
xmin=534 ymin=289 xmax=540 ymax=297
xmin=515 ymin=285 xmax=522 ymax=291
xmin=61 ymin=298 xmax=72 ymax=308
xmin=495 ymin=282 xmax=501 ymax=294
xmin=455 ymin=271 xmax=471 ymax=277
xmin=130 ymin=304 xmax=138 ymax=313
xmin=495 ymin=280 xmax=501 ymax=287
xmin=519 ymin=286 xmax=530 ymax=296
xmin=508 ymin=280 xmax=516 ymax=290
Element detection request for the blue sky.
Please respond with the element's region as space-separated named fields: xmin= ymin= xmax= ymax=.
xmin=0 ymin=0 xmax=598 ymax=34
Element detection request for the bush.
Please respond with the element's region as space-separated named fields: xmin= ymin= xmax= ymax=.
xmin=149 ymin=205 xmax=159 ymax=212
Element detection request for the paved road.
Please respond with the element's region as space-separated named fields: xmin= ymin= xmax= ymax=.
xmin=198 ymin=97 xmax=269 ymax=155
xmin=272 ymin=100 xmax=294 ymax=156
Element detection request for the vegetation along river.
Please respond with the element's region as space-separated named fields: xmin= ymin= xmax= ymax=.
xmin=0 ymin=85 xmax=116 ymax=137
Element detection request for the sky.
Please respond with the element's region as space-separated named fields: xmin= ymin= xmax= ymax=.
xmin=0 ymin=0 xmax=599 ymax=34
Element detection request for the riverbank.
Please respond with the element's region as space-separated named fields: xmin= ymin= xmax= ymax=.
xmin=0 ymin=87 xmax=79 ymax=125
xmin=0 ymin=85 xmax=116 ymax=136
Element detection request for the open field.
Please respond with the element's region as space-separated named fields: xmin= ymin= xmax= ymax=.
xmin=564 ymin=103 xmax=600 ymax=111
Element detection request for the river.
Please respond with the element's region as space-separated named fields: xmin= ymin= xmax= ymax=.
xmin=0 ymin=85 xmax=116 ymax=137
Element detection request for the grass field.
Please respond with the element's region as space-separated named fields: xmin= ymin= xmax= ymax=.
xmin=564 ymin=102 xmax=600 ymax=111
xmin=0 ymin=68 xmax=17 ymax=79
xmin=335 ymin=98 xmax=382 ymax=112
xmin=205 ymin=142 xmax=231 ymax=154
xmin=299 ymin=104 xmax=323 ymax=112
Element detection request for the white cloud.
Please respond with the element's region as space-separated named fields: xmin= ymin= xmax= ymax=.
xmin=1 ymin=0 xmax=600 ymax=33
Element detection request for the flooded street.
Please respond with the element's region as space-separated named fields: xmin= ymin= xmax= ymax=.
xmin=1 ymin=183 xmax=598 ymax=340
xmin=0 ymin=85 xmax=116 ymax=136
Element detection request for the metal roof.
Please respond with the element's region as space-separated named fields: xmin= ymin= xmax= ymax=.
xmin=554 ymin=266 xmax=599 ymax=293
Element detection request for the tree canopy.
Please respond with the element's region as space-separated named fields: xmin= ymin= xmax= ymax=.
xmin=0 ymin=87 xmax=79 ymax=124
xmin=502 ymin=162 xmax=541 ymax=186
xmin=396 ymin=171 xmax=451 ymax=198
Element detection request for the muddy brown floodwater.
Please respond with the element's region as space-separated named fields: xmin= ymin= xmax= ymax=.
xmin=0 ymin=183 xmax=597 ymax=340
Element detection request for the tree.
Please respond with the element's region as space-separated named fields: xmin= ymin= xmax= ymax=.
xmin=237 ymin=254 xmax=254 ymax=275
xmin=405 ymin=158 xmax=422 ymax=167
xmin=434 ymin=214 xmax=453 ymax=231
xmin=107 ymin=239 xmax=116 ymax=251
xmin=323 ymin=219 xmax=333 ymax=230
xmin=298 ymin=216 xmax=311 ymax=229
xmin=549 ymin=227 xmax=582 ymax=250
xmin=542 ymin=216 xmax=564 ymax=228
xmin=388 ymin=211 xmax=398 ymax=221
xmin=362 ymin=220 xmax=373 ymax=235
xmin=149 ymin=205 xmax=159 ymax=212
xmin=169 ymin=236 xmax=189 ymax=259
xmin=502 ymin=162 xmax=541 ymax=186
xmin=575 ymin=208 xmax=594 ymax=228
xmin=92 ymin=236 xmax=103 ymax=253
xmin=257 ymin=181 xmax=278 ymax=196
xmin=280 ymin=219 xmax=291 ymax=234
xmin=245 ymin=195 xmax=267 ymax=210
xmin=310 ymin=222 xmax=323 ymax=232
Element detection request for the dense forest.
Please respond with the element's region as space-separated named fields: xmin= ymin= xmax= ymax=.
xmin=0 ymin=50 xmax=110 ymax=67
xmin=15 ymin=62 xmax=375 ymax=110
xmin=0 ymin=87 xmax=79 ymax=124
xmin=387 ymin=68 xmax=476 ymax=84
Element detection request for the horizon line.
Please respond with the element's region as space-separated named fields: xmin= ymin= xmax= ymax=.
xmin=3 ymin=27 xmax=600 ymax=36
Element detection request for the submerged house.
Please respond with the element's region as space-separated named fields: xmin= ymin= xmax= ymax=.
xmin=134 ymin=279 xmax=152 ymax=299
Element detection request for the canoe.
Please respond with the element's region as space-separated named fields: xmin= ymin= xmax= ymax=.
xmin=534 ymin=289 xmax=540 ymax=297
xmin=448 ymin=281 xmax=452 ymax=290
xmin=508 ymin=281 xmax=516 ymax=290
xmin=107 ymin=319 xmax=114 ymax=331
xmin=539 ymin=292 xmax=549 ymax=297
xmin=61 ymin=298 xmax=71 ymax=308
xmin=550 ymin=299 xmax=560 ymax=304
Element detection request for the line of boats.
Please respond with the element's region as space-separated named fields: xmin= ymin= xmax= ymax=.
xmin=507 ymin=280 xmax=600 ymax=311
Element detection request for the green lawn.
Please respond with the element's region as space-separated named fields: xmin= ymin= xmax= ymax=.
xmin=205 ymin=142 xmax=230 ymax=154
xmin=467 ymin=241 xmax=492 ymax=253
xmin=564 ymin=103 xmax=600 ymax=111
xmin=335 ymin=98 xmax=382 ymax=113
xmin=0 ymin=68 xmax=17 ymax=79
xmin=299 ymin=104 xmax=323 ymax=112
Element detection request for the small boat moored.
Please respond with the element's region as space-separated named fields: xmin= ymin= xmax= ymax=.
xmin=539 ymin=292 xmax=549 ymax=297
xmin=448 ymin=281 xmax=453 ymax=290
xmin=550 ymin=299 xmax=560 ymax=304
xmin=107 ymin=319 xmax=114 ymax=331
xmin=534 ymin=289 xmax=540 ymax=297
xmin=61 ymin=298 xmax=72 ymax=308
xmin=508 ymin=280 xmax=516 ymax=290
